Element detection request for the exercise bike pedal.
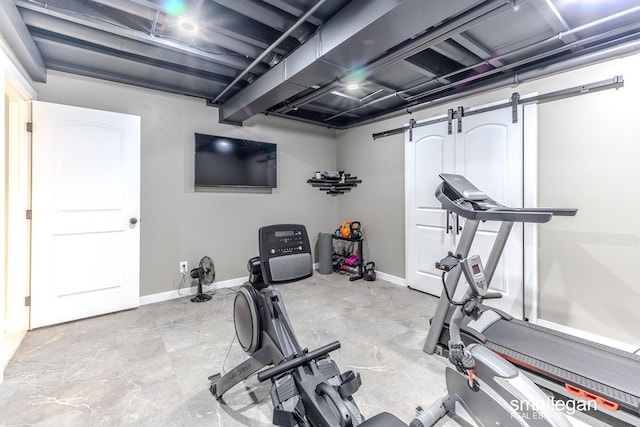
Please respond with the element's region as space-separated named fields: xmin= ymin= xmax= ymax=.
xmin=208 ymin=373 xmax=222 ymax=399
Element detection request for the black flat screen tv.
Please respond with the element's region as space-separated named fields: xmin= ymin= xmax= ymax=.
xmin=194 ymin=133 xmax=277 ymax=188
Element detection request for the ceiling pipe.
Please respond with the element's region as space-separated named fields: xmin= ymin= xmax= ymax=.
xmin=275 ymin=0 xmax=514 ymax=115
xmin=89 ymin=0 xmax=153 ymax=20
xmin=326 ymin=6 xmax=640 ymax=122
xmin=220 ymin=0 xmax=492 ymax=125
xmin=405 ymin=3 xmax=640 ymax=101
xmin=211 ymin=0 xmax=326 ymax=104
xmin=262 ymin=0 xmax=324 ymax=27
xmin=349 ymin=36 xmax=640 ymax=129
xmin=405 ymin=22 xmax=640 ymax=103
xmin=16 ymin=1 xmax=255 ymax=71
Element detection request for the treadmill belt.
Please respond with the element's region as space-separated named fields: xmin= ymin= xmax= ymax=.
xmin=485 ymin=319 xmax=640 ymax=399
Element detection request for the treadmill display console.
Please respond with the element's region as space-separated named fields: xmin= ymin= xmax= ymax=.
xmin=440 ymin=173 xmax=486 ymax=201
xmin=460 ymin=255 xmax=488 ymax=296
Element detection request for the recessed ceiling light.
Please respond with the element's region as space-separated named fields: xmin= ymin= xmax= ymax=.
xmin=179 ymin=18 xmax=197 ymax=33
xmin=347 ymin=83 xmax=359 ymax=91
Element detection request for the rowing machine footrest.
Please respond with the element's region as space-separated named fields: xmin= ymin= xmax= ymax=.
xmin=338 ymin=370 xmax=362 ymax=399
xmin=274 ymin=374 xmax=297 ymax=402
xmin=317 ymin=357 xmax=340 ymax=379
xmin=273 ymin=404 xmax=302 ymax=427
xmin=208 ymin=373 xmax=222 ymax=399
xmin=272 ymin=388 xmax=305 ymax=426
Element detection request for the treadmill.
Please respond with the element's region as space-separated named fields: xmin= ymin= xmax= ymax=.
xmin=423 ymin=173 xmax=640 ymax=426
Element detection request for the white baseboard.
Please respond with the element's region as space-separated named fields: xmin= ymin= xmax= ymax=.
xmin=139 ymin=276 xmax=245 ymax=306
xmin=536 ymin=319 xmax=639 ymax=354
xmin=139 ymin=270 xmax=408 ymax=305
xmin=376 ymin=271 xmax=406 ymax=287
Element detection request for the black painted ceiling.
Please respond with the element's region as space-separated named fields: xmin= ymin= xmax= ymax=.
xmin=8 ymin=0 xmax=640 ymax=128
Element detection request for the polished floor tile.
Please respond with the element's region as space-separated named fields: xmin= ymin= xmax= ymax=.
xmin=0 ymin=273 xmax=616 ymax=426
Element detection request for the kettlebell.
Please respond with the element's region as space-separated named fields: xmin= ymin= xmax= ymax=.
xmin=350 ymin=221 xmax=362 ymax=240
xmin=363 ymin=262 xmax=376 ymax=281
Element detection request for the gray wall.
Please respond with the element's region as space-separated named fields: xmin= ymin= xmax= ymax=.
xmin=34 ymin=71 xmax=338 ymax=296
xmin=31 ymin=52 xmax=640 ymax=345
xmin=536 ymin=54 xmax=640 ymax=345
xmin=337 ymin=52 xmax=640 ymax=345
xmin=334 ymin=125 xmax=405 ymax=278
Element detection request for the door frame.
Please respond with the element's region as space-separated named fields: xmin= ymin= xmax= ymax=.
xmin=522 ymin=102 xmax=538 ymax=322
xmin=1 ymin=44 xmax=36 ymax=383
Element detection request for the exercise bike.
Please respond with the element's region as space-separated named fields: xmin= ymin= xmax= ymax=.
xmin=411 ymin=252 xmax=572 ymax=427
xmin=209 ymin=224 xmax=407 ymax=427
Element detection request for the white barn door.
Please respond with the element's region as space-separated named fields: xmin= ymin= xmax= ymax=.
xmin=31 ymin=101 xmax=140 ymax=328
xmin=406 ymin=105 xmax=526 ymax=318
xmin=405 ymin=119 xmax=454 ymax=298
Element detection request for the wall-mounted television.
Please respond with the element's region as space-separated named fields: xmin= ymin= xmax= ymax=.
xmin=194 ymin=133 xmax=277 ymax=189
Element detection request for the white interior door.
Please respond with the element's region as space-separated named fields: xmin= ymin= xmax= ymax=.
xmin=406 ymin=105 xmax=526 ymax=318
xmin=405 ymin=118 xmax=454 ymax=296
xmin=455 ymin=107 xmax=524 ymax=316
xmin=31 ymin=101 xmax=140 ymax=328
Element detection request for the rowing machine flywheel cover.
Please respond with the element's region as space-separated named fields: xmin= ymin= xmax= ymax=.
xmin=234 ymin=284 xmax=262 ymax=355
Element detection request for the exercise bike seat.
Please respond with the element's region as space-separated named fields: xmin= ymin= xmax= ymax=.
xmin=360 ymin=412 xmax=407 ymax=427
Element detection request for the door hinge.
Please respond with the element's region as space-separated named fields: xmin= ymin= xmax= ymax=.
xmin=26 ymin=209 xmax=32 ymax=220
xmin=26 ymin=122 xmax=33 ymax=132
xmin=25 ymin=296 xmax=31 ymax=307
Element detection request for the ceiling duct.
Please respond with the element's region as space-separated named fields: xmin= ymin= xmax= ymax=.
xmin=217 ymin=0 xmax=484 ymax=125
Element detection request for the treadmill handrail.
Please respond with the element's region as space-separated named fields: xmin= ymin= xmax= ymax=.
xmin=436 ymin=183 xmax=577 ymax=223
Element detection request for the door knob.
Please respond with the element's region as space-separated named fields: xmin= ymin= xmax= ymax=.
xmin=129 ymin=218 xmax=138 ymax=225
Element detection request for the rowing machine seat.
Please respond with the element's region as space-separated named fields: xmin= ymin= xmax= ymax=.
xmin=361 ymin=412 xmax=407 ymax=427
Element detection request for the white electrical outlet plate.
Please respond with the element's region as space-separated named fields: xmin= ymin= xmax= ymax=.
xmin=180 ymin=261 xmax=188 ymax=273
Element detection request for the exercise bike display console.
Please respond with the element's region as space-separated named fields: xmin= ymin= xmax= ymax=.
xmin=208 ymin=224 xmax=407 ymax=427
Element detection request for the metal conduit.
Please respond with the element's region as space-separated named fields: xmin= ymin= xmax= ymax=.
xmin=325 ymin=5 xmax=640 ymax=123
xmin=406 ymin=22 xmax=640 ymax=104
xmin=360 ymin=37 xmax=640 ymax=133
xmin=404 ymin=6 xmax=640 ymax=102
xmin=274 ymin=0 xmax=514 ymax=115
xmin=212 ymin=0 xmax=326 ymax=104
xmin=402 ymin=4 xmax=640 ymax=100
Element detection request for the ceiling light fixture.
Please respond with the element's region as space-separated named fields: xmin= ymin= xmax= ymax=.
xmin=179 ymin=17 xmax=197 ymax=33
xmin=347 ymin=83 xmax=359 ymax=91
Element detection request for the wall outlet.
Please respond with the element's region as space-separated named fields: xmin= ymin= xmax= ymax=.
xmin=179 ymin=261 xmax=188 ymax=274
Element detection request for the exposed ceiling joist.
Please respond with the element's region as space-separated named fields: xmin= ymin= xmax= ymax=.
xmin=219 ymin=0 xmax=486 ymax=125
xmin=0 ymin=0 xmax=46 ymax=81
xmin=6 ymin=0 xmax=640 ymax=129
xmin=16 ymin=1 xmax=259 ymax=72
xmin=262 ymin=0 xmax=324 ymax=26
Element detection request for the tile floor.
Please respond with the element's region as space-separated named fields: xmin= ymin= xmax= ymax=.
xmin=0 ymin=273 xmax=617 ymax=426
